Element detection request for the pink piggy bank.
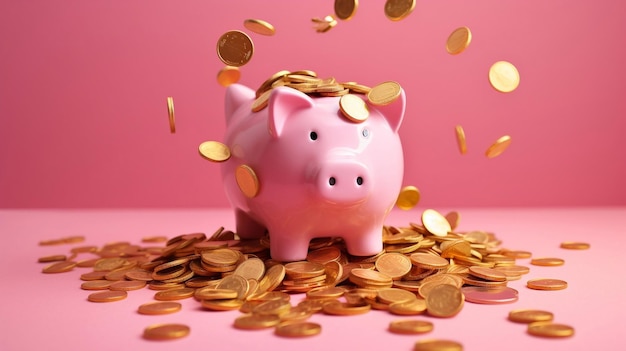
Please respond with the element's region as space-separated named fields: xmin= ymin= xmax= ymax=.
xmin=221 ymin=83 xmax=406 ymax=261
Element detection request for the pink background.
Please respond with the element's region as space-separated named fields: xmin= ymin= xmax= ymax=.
xmin=1 ymin=0 xmax=625 ymax=208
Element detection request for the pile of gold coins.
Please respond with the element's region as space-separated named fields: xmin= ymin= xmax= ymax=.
xmin=39 ymin=208 xmax=586 ymax=345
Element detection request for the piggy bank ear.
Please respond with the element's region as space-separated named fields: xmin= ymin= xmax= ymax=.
xmin=372 ymin=88 xmax=406 ymax=133
xmin=225 ymin=84 xmax=256 ymax=124
xmin=268 ymin=87 xmax=314 ymax=138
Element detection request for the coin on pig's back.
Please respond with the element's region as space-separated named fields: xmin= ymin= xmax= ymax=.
xmin=340 ymin=94 xmax=369 ymax=123
xmin=199 ymin=141 xmax=231 ymax=162
xmin=367 ymin=81 xmax=401 ymax=105
xmin=216 ymin=30 xmax=254 ymax=67
xmin=236 ymin=164 xmax=260 ymax=198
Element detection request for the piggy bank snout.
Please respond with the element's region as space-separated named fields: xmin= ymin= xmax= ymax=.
xmin=317 ymin=160 xmax=371 ymax=204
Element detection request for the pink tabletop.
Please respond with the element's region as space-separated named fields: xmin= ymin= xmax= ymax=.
xmin=0 ymin=207 xmax=622 ymax=350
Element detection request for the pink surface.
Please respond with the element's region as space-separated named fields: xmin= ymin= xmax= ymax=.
xmin=1 ymin=1 xmax=625 ymax=208
xmin=1 ymin=207 xmax=623 ymax=351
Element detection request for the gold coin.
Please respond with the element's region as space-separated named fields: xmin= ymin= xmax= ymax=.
xmin=194 ymin=287 xmax=238 ymax=300
xmin=141 ymin=235 xmax=168 ymax=243
xmin=216 ymin=30 xmax=254 ymax=67
xmin=216 ymin=275 xmax=250 ymax=299
xmin=166 ymin=96 xmax=175 ymax=133
xmin=527 ymin=322 xmax=574 ymax=338
xmin=375 ymin=253 xmax=412 ymax=280
xmin=235 ymin=164 xmax=260 ymax=198
xmin=154 ymin=287 xmax=196 ymax=301
xmin=38 ymin=254 xmax=67 ymax=263
xmin=109 ymin=280 xmax=147 ymax=291
xmin=527 ymin=278 xmax=567 ymax=290
xmin=414 ymin=339 xmax=463 ymax=351
xmin=425 ymin=284 xmax=464 ymax=317
xmin=334 ymin=0 xmax=358 ymax=20
xmin=42 ymin=260 xmax=76 ymax=273
xmin=233 ymin=257 xmax=265 ymax=280
xmin=125 ymin=270 xmax=154 ymax=281
xmin=378 ymin=288 xmax=418 ymax=304
xmin=444 ymin=211 xmax=460 ymax=231
xmin=258 ymin=264 xmax=285 ymax=292
xmin=388 ymin=299 xmax=427 ymax=315
xmin=384 ymin=0 xmax=416 ymax=21
xmin=409 ymin=252 xmax=449 ymax=270
xmin=201 ymin=298 xmax=243 ymax=311
xmin=275 ymin=322 xmax=322 ymax=337
xmin=253 ymin=299 xmax=291 ymax=316
xmin=468 ymin=266 xmax=507 ymax=282
xmin=87 ymin=290 xmax=128 ymax=302
xmin=389 ymin=319 xmax=433 ymax=334
xmin=455 ymin=125 xmax=467 ymax=155
xmin=138 ymin=301 xmax=182 ymax=315
xmin=81 ymin=280 xmax=113 ymax=290
xmin=485 ymin=135 xmax=512 ymax=158
xmin=446 ymin=27 xmax=472 ymax=55
xmin=217 ymin=66 xmax=241 ymax=87
xmin=530 ymin=257 xmax=565 ymax=266
xmin=508 ymin=309 xmax=554 ymax=323
xmin=306 ymin=286 xmax=345 ymax=299
xmin=367 ymin=81 xmax=401 ymax=105
xmin=198 ymin=141 xmax=231 ymax=162
xmin=234 ymin=314 xmax=281 ymax=330
xmin=323 ymin=301 xmax=371 ymax=315
xmin=243 ymin=19 xmax=275 ymax=36
xmin=306 ymin=246 xmax=342 ymax=264
xmin=421 ymin=209 xmax=451 ymax=237
xmin=560 ymin=242 xmax=590 ymax=250
xmin=339 ymin=94 xmax=369 ymax=123
xmin=488 ymin=61 xmax=520 ymax=93
xmin=396 ymin=186 xmax=420 ymax=210
xmin=284 ymin=261 xmax=326 ymax=279
xmin=143 ymin=323 xmax=190 ymax=340
xmin=80 ymin=271 xmax=107 ymax=281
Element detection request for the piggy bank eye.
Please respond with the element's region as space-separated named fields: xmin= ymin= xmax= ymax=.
xmin=310 ymin=131 xmax=318 ymax=141
xmin=361 ymin=128 xmax=370 ymax=138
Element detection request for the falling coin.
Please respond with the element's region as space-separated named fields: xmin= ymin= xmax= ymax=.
xmin=217 ymin=66 xmax=241 ymax=87
xmin=334 ymin=0 xmax=358 ymax=20
xmin=367 ymin=81 xmax=401 ymax=106
xmin=216 ymin=30 xmax=254 ymax=67
xmin=198 ymin=141 xmax=231 ymax=162
xmin=396 ymin=186 xmax=420 ymax=210
xmin=243 ymin=19 xmax=275 ymax=36
xmin=485 ymin=135 xmax=511 ymax=158
xmin=455 ymin=125 xmax=467 ymax=155
xmin=384 ymin=0 xmax=416 ymax=21
xmin=143 ymin=323 xmax=190 ymax=340
xmin=235 ymin=164 xmax=260 ymax=198
xmin=339 ymin=94 xmax=369 ymax=123
xmin=312 ymin=15 xmax=338 ymax=33
xmin=446 ymin=26 xmax=472 ymax=55
xmin=489 ymin=61 xmax=520 ymax=93
xmin=166 ymin=97 xmax=175 ymax=133
xmin=528 ymin=322 xmax=574 ymax=338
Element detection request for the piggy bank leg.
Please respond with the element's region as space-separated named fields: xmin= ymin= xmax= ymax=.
xmin=343 ymin=227 xmax=384 ymax=257
xmin=234 ymin=209 xmax=266 ymax=239
xmin=267 ymin=230 xmax=311 ymax=262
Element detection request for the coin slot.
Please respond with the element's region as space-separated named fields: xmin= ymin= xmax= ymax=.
xmin=310 ymin=131 xmax=318 ymax=141
xmin=329 ymin=177 xmax=336 ymax=186
xmin=356 ymin=177 xmax=363 ymax=186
